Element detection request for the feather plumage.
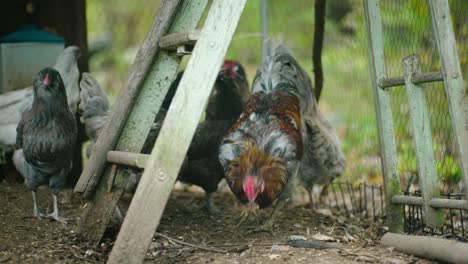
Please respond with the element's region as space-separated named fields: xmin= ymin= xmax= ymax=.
xmin=13 ymin=67 xmax=77 ymax=222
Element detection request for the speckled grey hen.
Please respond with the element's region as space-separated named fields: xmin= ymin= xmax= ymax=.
xmin=299 ymin=96 xmax=347 ymax=206
xmin=13 ymin=68 xmax=77 ymax=223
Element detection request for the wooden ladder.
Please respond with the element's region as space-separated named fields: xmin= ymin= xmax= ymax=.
xmin=73 ymin=0 xmax=247 ymax=262
xmin=364 ymin=0 xmax=468 ymax=232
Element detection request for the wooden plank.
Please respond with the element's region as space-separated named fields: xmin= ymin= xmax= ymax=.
xmin=429 ymin=198 xmax=468 ymax=210
xmin=107 ymin=151 xmax=148 ymax=169
xmin=159 ymin=30 xmax=200 ymax=49
xmin=107 ymin=1 xmax=247 ymax=262
xmin=74 ymin=0 xmax=182 ymax=196
xmin=75 ymin=0 xmax=208 ymax=245
xmin=428 ymin=0 xmax=468 ymax=200
xmin=403 ymin=55 xmax=442 ymax=227
xmin=391 ymin=195 xmax=424 ymax=206
xmin=381 ymin=233 xmax=468 ymax=263
xmin=412 ymin=71 xmax=443 ymax=84
xmin=379 ymin=71 xmax=443 ymax=89
xmin=392 ymin=195 xmax=468 ymax=210
xmin=363 ymin=0 xmax=403 ymax=232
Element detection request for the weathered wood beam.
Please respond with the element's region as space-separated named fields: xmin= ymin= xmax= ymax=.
xmin=429 ymin=198 xmax=468 ymax=210
xmin=363 ymin=0 xmax=403 ymax=232
xmin=391 ymin=195 xmax=423 ymax=206
xmin=107 ymin=1 xmax=247 ymax=263
xmin=159 ymin=30 xmax=200 ymax=50
xmin=381 ymin=233 xmax=468 ymax=263
xmin=403 ymin=55 xmax=442 ymax=227
xmin=378 ymin=71 xmax=443 ymax=89
xmin=74 ymin=0 xmax=181 ymax=197
xmin=392 ymin=195 xmax=468 ymax=210
xmin=428 ymin=0 xmax=468 ymax=200
xmin=107 ymin=151 xmax=148 ymax=169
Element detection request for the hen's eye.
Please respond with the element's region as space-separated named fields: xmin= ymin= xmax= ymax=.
xmin=233 ymin=65 xmax=239 ymax=72
xmin=230 ymin=161 xmax=239 ymax=168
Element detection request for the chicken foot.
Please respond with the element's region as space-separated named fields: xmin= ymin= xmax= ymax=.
xmin=247 ymin=198 xmax=287 ymax=235
xmin=48 ymin=194 xmax=67 ymax=224
xmin=236 ymin=210 xmax=260 ymax=227
xmin=205 ymin=192 xmax=220 ymax=214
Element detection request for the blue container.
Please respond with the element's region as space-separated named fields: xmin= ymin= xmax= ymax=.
xmin=0 ymin=24 xmax=65 ymax=93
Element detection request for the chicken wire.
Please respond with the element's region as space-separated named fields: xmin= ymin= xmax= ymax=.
xmin=378 ymin=0 xmax=467 ymax=238
xmin=381 ymin=0 xmax=466 ymax=193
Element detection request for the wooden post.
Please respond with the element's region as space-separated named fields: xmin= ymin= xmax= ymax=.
xmin=107 ymin=1 xmax=247 ymax=262
xmin=403 ymin=55 xmax=443 ymax=227
xmin=363 ymin=0 xmax=403 ymax=232
xmin=427 ymin=0 xmax=468 ymax=199
xmin=75 ymin=0 xmax=208 ymax=245
xmin=381 ymin=233 xmax=468 ymax=263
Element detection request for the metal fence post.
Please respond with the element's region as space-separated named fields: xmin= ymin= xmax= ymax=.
xmin=363 ymin=0 xmax=403 ymax=232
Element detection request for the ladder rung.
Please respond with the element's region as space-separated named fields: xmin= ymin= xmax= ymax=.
xmin=392 ymin=195 xmax=423 ymax=205
xmin=107 ymin=151 xmax=149 ymax=169
xmin=392 ymin=195 xmax=468 ymax=210
xmin=379 ymin=71 xmax=443 ymax=89
xmin=159 ymin=30 xmax=200 ymax=50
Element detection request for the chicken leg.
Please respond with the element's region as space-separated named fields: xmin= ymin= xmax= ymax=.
xmin=205 ymin=192 xmax=220 ymax=214
xmin=32 ymin=191 xmax=44 ymax=218
xmin=48 ymin=193 xmax=67 ymax=224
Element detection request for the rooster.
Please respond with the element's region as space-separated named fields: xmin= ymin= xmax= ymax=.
xmin=219 ymin=43 xmax=313 ymax=231
xmin=13 ymin=68 xmax=77 ymax=223
xmin=220 ymin=43 xmax=347 ymax=230
xmin=0 ymin=46 xmax=80 ymax=145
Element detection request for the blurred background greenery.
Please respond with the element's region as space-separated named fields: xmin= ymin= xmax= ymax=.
xmin=85 ymin=0 xmax=467 ymax=192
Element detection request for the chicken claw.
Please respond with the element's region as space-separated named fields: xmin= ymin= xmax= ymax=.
xmin=48 ymin=194 xmax=68 ymax=224
xmin=236 ymin=211 xmax=251 ymax=227
xmin=48 ymin=212 xmax=68 ymax=224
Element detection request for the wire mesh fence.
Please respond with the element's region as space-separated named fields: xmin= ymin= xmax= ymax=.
xmin=381 ymin=0 xmax=466 ymax=194
xmin=314 ymin=181 xmax=386 ymax=222
xmin=402 ymin=190 xmax=467 ymax=241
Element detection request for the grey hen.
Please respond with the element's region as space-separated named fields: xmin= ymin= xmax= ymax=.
xmin=78 ymin=73 xmax=110 ymax=157
xmin=299 ymin=100 xmax=347 ymax=206
xmin=13 ymin=68 xmax=77 ymax=223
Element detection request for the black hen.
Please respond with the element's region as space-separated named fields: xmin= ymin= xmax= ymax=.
xmin=13 ymin=68 xmax=77 ymax=223
xmin=179 ymin=60 xmax=250 ymax=212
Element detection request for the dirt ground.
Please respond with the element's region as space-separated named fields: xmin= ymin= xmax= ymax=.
xmin=0 ymin=182 xmax=433 ymax=263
